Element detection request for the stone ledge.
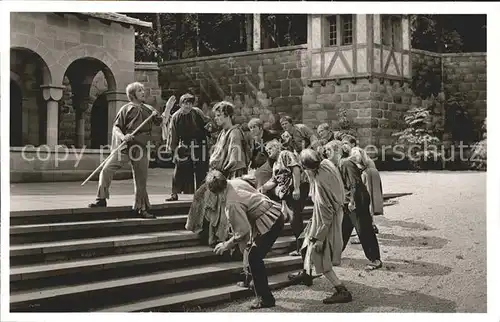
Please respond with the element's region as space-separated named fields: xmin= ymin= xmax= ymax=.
xmin=160 ymin=45 xmax=308 ymax=66
xmin=411 ymin=48 xmax=486 ymax=58
xmin=10 ymin=170 xmax=132 ymax=183
xmin=441 ymin=52 xmax=486 ymax=57
xmin=411 ymin=49 xmax=443 ymax=57
xmin=10 ymin=147 xmax=112 ymax=154
xmin=135 ymin=62 xmax=160 ymax=71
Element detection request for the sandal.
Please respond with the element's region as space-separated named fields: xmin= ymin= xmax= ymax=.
xmin=165 ymin=194 xmax=178 ymax=202
xmin=365 ymin=260 xmax=383 ymax=271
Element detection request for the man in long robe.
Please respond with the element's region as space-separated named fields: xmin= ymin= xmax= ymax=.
xmin=296 ymin=149 xmax=353 ymax=304
xmin=88 ymin=82 xmax=162 ymax=219
xmin=165 ymin=93 xmax=210 ymax=201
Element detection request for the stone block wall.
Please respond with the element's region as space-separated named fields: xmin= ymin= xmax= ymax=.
xmin=135 ymin=62 xmax=164 ymax=108
xmin=159 ymin=45 xmax=309 ymax=130
xmin=11 ymin=12 xmax=137 ymax=91
xmin=302 ymin=78 xmax=383 ymax=147
xmin=158 ymin=46 xmax=486 ymax=153
xmin=442 ymin=53 xmax=487 ymax=129
xmin=134 ymin=62 xmax=164 ymax=144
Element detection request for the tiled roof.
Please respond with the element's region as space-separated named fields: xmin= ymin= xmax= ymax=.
xmin=79 ymin=12 xmax=152 ymax=28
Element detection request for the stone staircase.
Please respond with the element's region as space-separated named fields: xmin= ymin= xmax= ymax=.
xmin=10 ymin=201 xmax=310 ymax=312
xmin=10 ymin=193 xmax=406 ymax=312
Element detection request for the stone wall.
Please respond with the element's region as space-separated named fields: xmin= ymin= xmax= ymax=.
xmin=158 ymin=46 xmax=486 ymax=153
xmin=135 ymin=62 xmax=163 ymax=143
xmin=442 ymin=53 xmax=487 ymax=134
xmin=11 ymin=12 xmax=137 ymax=90
xmin=159 ymin=45 xmax=309 ymax=130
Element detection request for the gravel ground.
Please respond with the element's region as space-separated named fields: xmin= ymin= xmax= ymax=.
xmin=205 ymin=171 xmax=487 ymax=313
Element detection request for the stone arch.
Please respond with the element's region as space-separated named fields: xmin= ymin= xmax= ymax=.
xmin=57 ymin=45 xmax=118 ymax=91
xmin=60 ymin=54 xmax=117 ymax=148
xmin=10 ymin=47 xmax=53 ymax=146
xmin=10 ymin=46 xmax=52 ymax=85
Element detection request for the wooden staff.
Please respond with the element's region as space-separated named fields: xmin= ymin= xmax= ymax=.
xmin=81 ymin=96 xmax=176 ymax=186
xmin=81 ymin=112 xmax=157 ymax=186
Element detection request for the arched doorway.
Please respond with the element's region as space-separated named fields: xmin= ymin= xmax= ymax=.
xmin=62 ymin=58 xmax=116 ymax=148
xmin=10 ymin=47 xmax=52 ymax=146
xmin=91 ymin=94 xmax=109 ymax=149
xmin=10 ymin=80 xmax=23 ymax=146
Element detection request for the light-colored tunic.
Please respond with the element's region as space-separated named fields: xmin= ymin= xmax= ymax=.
xmin=224 ymin=179 xmax=283 ymax=251
xmin=301 ymin=159 xmax=345 ymax=274
xmin=361 ymin=159 xmax=384 ymax=216
xmin=99 ymin=102 xmax=161 ymax=211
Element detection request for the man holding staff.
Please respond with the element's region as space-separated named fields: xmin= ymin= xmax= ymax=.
xmin=87 ymin=82 xmax=165 ymax=219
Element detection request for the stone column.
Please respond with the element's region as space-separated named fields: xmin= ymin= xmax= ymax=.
xmin=75 ymin=98 xmax=91 ymax=148
xmin=40 ymin=85 xmax=65 ymax=147
xmin=253 ymin=14 xmax=261 ymax=51
xmin=103 ymin=91 xmax=129 ymax=145
xmin=21 ymin=97 xmax=29 ymax=146
xmin=73 ymin=87 xmax=92 ymax=149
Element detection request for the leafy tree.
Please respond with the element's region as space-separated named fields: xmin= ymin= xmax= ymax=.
xmin=127 ymin=13 xmax=307 ymax=62
xmin=411 ymin=14 xmax=486 ymax=53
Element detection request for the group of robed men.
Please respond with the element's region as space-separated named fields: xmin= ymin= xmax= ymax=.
xmin=88 ymin=82 xmax=384 ymax=309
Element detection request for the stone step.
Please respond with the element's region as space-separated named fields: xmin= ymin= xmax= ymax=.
xmin=10 ymin=211 xmax=311 ymax=244
xmin=9 ymin=201 xmax=194 ymax=225
xmin=97 ymin=271 xmax=294 ymax=312
xmin=11 ymin=236 xmax=295 ymax=284
xmin=11 ymin=255 xmax=301 ymax=312
xmin=10 ymin=192 xmax=406 ymax=226
xmin=10 ymin=215 xmax=187 ymax=235
xmin=9 ymin=215 xmax=188 ymax=244
xmin=10 ymin=230 xmax=201 ymax=266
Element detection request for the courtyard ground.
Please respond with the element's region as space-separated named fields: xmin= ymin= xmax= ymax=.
xmin=9 ymin=170 xmax=486 ymax=312
xmin=205 ymin=171 xmax=487 ymax=313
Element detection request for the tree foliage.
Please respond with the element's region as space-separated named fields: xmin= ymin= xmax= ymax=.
xmin=127 ymin=13 xmax=307 ymax=62
xmin=128 ymin=14 xmax=485 ymax=62
xmin=411 ymin=14 xmax=486 ymax=53
xmin=392 ymin=102 xmax=443 ymax=170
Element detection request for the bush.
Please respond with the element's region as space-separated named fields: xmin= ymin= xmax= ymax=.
xmin=392 ymin=101 xmax=443 ymax=171
xmin=469 ymin=118 xmax=487 ymax=171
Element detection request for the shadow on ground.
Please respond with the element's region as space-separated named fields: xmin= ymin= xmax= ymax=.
xmin=274 ymin=281 xmax=457 ymax=312
xmin=371 ymin=233 xmax=449 ymax=249
xmin=376 ymin=216 xmax=437 ymax=232
xmin=214 ymin=280 xmax=457 ymax=313
xmin=341 ymin=257 xmax=452 ymax=277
